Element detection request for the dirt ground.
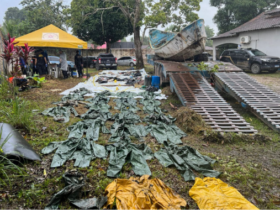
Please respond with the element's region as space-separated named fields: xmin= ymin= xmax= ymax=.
xmin=249 ymin=71 xmax=280 ymax=94
xmin=1 ymin=69 xmax=280 ymax=209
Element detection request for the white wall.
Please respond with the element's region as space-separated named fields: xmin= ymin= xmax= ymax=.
xmin=213 ymin=28 xmax=280 ymax=60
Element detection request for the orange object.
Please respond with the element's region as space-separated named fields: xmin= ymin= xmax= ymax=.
xmin=104 ymin=175 xmax=186 ymax=210
xmin=8 ymin=77 xmax=14 ymax=83
xmin=189 ymin=177 xmax=259 ymax=210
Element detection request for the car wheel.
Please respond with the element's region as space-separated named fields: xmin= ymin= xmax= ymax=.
xmin=251 ymin=63 xmax=261 ymax=74
xmin=90 ymin=64 xmax=94 ymax=68
xmin=130 ymin=62 xmax=134 ymax=67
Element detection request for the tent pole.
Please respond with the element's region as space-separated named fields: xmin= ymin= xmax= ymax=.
xmin=87 ymin=50 xmax=89 ymax=79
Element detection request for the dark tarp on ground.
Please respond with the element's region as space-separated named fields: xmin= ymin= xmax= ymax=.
xmin=42 ymin=106 xmax=79 ymax=123
xmin=45 ymin=172 xmax=107 ymax=209
xmin=109 ymin=111 xmax=142 ymax=142
xmin=113 ymin=97 xmax=140 ymax=113
xmin=105 ymin=175 xmax=186 ymax=210
xmin=155 ymin=141 xmax=221 ymax=181
xmin=106 ymin=140 xmax=153 ymax=177
xmin=85 ymin=90 xmax=111 ymax=106
xmin=41 ymin=138 xmax=107 ymax=168
xmin=81 ymin=105 xmax=112 ymax=122
xmin=0 ymin=123 xmax=41 ymax=161
xmin=67 ymin=119 xmax=110 ymax=140
xmin=54 ymin=88 xmax=92 ymax=105
xmin=147 ymin=122 xmax=186 ymax=145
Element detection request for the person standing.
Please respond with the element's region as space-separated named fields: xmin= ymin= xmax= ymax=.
xmin=43 ymin=50 xmax=49 ymax=74
xmin=59 ymin=50 xmax=68 ymax=79
xmin=36 ymin=49 xmax=47 ymax=75
xmin=32 ymin=54 xmax=38 ymax=75
xmin=74 ymin=50 xmax=83 ymax=77
xmin=19 ymin=56 xmax=27 ymax=75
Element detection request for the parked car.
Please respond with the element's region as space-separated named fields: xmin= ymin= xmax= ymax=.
xmin=117 ymin=56 xmax=136 ymax=67
xmin=83 ymin=56 xmax=97 ymax=68
xmin=220 ymin=48 xmax=280 ymax=74
xmin=49 ymin=56 xmax=75 ymax=71
xmin=96 ymin=53 xmax=117 ymax=70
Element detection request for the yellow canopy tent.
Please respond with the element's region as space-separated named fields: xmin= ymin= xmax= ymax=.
xmin=15 ymin=24 xmax=87 ymax=49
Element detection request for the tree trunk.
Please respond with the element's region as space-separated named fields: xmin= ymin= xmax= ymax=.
xmin=134 ymin=26 xmax=144 ymax=69
xmin=106 ymin=42 xmax=111 ymax=53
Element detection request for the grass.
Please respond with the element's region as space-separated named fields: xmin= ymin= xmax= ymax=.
xmin=1 ymin=67 xmax=280 ymax=209
xmin=248 ymin=70 xmax=280 ymax=78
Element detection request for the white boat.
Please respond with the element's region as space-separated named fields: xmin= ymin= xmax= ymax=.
xmin=149 ymin=19 xmax=207 ymax=61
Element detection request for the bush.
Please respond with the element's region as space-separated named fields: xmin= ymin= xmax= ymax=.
xmin=0 ymin=75 xmax=18 ymax=100
xmin=0 ymin=97 xmax=36 ymax=132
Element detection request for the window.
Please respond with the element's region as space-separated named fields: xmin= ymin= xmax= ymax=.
xmin=99 ymin=54 xmax=114 ymax=57
xmin=49 ymin=56 xmax=59 ymax=61
xmin=222 ymin=51 xmax=229 ymax=56
xmin=247 ymin=49 xmax=266 ymax=56
xmin=229 ymin=51 xmax=236 ymax=56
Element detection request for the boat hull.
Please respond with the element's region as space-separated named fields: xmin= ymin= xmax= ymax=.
xmin=149 ymin=19 xmax=207 ymax=62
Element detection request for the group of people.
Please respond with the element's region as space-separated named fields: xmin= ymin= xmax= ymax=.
xmin=20 ymin=49 xmax=84 ymax=79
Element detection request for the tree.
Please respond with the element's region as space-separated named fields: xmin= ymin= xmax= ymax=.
xmin=210 ymin=0 xmax=280 ymax=34
xmin=205 ymin=25 xmax=215 ymax=47
xmin=68 ymin=0 xmax=133 ymax=53
xmin=121 ymin=38 xmax=127 ymax=42
xmin=89 ymin=0 xmax=202 ymax=68
xmin=20 ymin=0 xmax=68 ymax=32
xmin=164 ymin=25 xmax=179 ymax=32
xmin=4 ymin=7 xmax=27 ymax=22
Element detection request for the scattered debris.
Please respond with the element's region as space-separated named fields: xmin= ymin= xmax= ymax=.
xmin=45 ymin=172 xmax=107 ymax=209
xmin=104 ymin=175 xmax=186 ymax=209
xmin=173 ymin=107 xmax=210 ymax=134
xmin=189 ymin=177 xmax=258 ymax=210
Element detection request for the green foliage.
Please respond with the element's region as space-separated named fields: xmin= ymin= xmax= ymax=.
xmin=0 ymin=75 xmax=18 ymax=100
xmin=33 ymin=76 xmax=46 ymax=87
xmin=0 ymin=97 xmax=36 ymax=132
xmin=197 ymin=62 xmax=219 ymax=73
xmin=143 ymin=0 xmax=202 ymax=31
xmin=210 ymin=0 xmax=280 ymax=34
xmin=205 ymin=25 xmax=215 ymax=47
xmin=21 ymin=0 xmax=68 ymax=31
xmin=68 ymin=0 xmax=133 ymax=50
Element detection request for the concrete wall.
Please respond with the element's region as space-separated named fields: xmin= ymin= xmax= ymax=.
xmin=35 ymin=47 xmax=155 ymax=64
xmin=213 ymin=28 xmax=280 ymax=60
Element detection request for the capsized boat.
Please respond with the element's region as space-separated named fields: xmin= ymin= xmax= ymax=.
xmin=149 ymin=19 xmax=207 ymax=61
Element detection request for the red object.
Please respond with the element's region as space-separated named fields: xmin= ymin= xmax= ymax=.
xmin=115 ymin=57 xmax=117 ymax=62
xmin=8 ymin=77 xmax=14 ymax=83
xmin=98 ymin=58 xmax=101 ymax=64
xmin=133 ymin=59 xmax=136 ymax=61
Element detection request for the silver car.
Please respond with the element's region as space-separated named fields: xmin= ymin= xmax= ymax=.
xmin=117 ymin=56 xmax=136 ymax=67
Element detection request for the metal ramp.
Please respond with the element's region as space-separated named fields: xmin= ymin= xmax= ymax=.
xmin=170 ymin=72 xmax=257 ymax=134
xmin=215 ymin=72 xmax=280 ymax=133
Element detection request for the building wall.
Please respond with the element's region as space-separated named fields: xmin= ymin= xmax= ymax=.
xmin=213 ymin=28 xmax=280 ymax=60
xmin=36 ymin=47 xmax=155 ymax=64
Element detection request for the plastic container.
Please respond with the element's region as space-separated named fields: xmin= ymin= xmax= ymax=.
xmin=72 ymin=72 xmax=77 ymax=76
xmin=145 ymin=76 xmax=152 ymax=86
xmin=151 ymin=76 xmax=160 ymax=89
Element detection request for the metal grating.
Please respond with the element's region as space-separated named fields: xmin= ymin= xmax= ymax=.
xmin=215 ymin=72 xmax=280 ymax=133
xmin=170 ymin=72 xmax=257 ymax=134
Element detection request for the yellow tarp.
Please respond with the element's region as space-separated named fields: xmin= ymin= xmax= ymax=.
xmin=15 ymin=24 xmax=87 ymax=49
xmin=105 ymin=175 xmax=187 ymax=210
xmin=189 ymin=177 xmax=259 ymax=210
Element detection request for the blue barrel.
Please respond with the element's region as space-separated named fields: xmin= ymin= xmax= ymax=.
xmin=151 ymin=76 xmax=160 ymax=89
xmin=72 ymin=71 xmax=77 ymax=76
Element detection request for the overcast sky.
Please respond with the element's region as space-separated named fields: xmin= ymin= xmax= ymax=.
xmin=0 ymin=0 xmax=218 ymax=35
